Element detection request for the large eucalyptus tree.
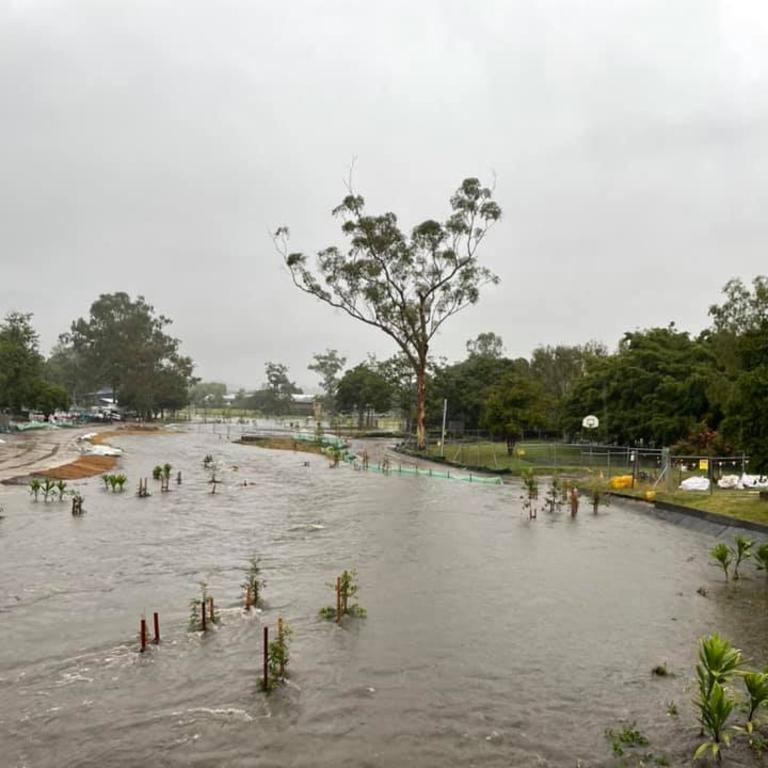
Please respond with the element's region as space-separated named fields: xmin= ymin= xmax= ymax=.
xmin=276 ymin=177 xmax=501 ymax=449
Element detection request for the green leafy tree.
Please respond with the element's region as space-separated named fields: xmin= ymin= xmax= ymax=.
xmin=308 ymin=349 xmax=346 ymax=414
xmin=465 ymin=331 xmax=504 ymax=359
xmin=720 ymin=322 xmax=768 ymax=471
xmin=427 ymin=353 xmax=528 ymax=432
xmin=564 ymin=326 xmax=716 ymax=446
xmin=64 ymin=293 xmax=195 ymax=418
xmin=530 ymin=342 xmax=606 ymax=433
xmin=45 ymin=342 xmax=88 ymax=405
xmin=277 ymin=177 xmax=502 ymax=449
xmin=0 ymin=312 xmax=44 ymax=413
xmin=336 ymin=362 xmax=393 ymax=429
xmin=249 ymin=362 xmax=301 ymax=416
xmin=376 ymin=353 xmax=417 ymax=432
xmin=33 ymin=381 xmax=70 ymax=417
xmin=480 ymin=373 xmax=549 ymax=440
xmin=189 ymin=382 xmax=227 ymax=408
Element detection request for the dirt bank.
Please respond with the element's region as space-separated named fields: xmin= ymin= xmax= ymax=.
xmin=0 ymin=424 xmax=166 ymax=484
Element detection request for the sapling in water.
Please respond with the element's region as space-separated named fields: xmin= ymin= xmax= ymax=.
xmin=742 ymin=671 xmax=768 ymax=724
xmin=544 ymin=476 xmax=563 ymax=514
xmin=320 ymin=569 xmax=366 ymax=620
xmin=28 ymin=478 xmax=41 ymax=501
xmin=754 ymin=542 xmax=768 ymax=575
xmin=730 ymin=535 xmax=754 ymax=580
xmin=152 ymin=465 xmax=163 ymax=480
xmin=41 ymin=478 xmax=55 ymax=502
xmin=694 ymin=682 xmax=734 ymax=763
xmin=696 ymin=633 xmax=743 ymax=696
xmin=55 ymin=479 xmax=67 ymax=501
xmin=163 ymin=463 xmax=172 ymax=479
xmin=114 ymin=473 xmax=127 ymax=492
xmin=101 ymin=474 xmax=110 ymax=490
xmin=520 ymin=469 xmax=539 ymax=519
xmin=243 ymin=555 xmax=266 ymax=608
xmin=710 ymin=543 xmax=732 ymax=581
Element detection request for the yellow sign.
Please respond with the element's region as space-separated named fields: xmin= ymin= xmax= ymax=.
xmin=699 ymin=459 xmax=709 ymax=471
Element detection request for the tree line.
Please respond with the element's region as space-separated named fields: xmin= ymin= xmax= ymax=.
xmin=1 ymin=292 xmax=196 ymax=420
xmin=206 ymin=276 xmax=767 ymax=470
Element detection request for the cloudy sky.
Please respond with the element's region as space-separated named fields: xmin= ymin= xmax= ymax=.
xmin=2 ymin=0 xmax=767 ymax=391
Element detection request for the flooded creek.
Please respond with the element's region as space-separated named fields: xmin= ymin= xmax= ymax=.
xmin=1 ymin=430 xmax=767 ymax=767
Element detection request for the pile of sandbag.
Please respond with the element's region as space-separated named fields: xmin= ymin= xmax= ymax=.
xmin=680 ymin=476 xmax=710 ymax=491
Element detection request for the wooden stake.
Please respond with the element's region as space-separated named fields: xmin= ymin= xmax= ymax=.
xmin=208 ymin=596 xmax=214 ymax=624
xmin=262 ymin=625 xmax=269 ymax=690
xmin=140 ymin=617 xmax=147 ymax=652
xmin=201 ymin=600 xmax=207 ymax=631
xmin=153 ymin=612 xmax=160 ymax=644
xmin=336 ymin=577 xmax=341 ymax=624
xmin=278 ymin=617 xmax=285 ymax=676
xmin=245 ymin=585 xmax=252 ymax=610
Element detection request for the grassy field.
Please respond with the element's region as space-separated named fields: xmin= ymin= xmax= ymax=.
xmin=426 ymin=440 xmax=635 ymax=476
xmin=622 ymin=487 xmax=768 ymax=526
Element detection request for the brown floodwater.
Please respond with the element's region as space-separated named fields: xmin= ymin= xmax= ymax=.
xmin=1 ymin=429 xmax=766 ymax=767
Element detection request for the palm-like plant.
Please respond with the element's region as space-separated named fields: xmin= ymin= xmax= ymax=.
xmin=694 ymin=682 xmax=734 ymax=763
xmin=730 ymin=535 xmax=754 ymax=580
xmin=28 ymin=478 xmax=42 ymax=501
xmin=114 ymin=474 xmax=127 ymax=492
xmin=152 ymin=465 xmax=163 ymax=480
xmin=107 ymin=475 xmax=119 ymax=492
xmin=710 ymin=543 xmax=732 ymax=581
xmin=162 ymin=463 xmax=172 ymax=479
xmin=41 ymin=478 xmax=56 ymax=502
xmin=743 ymin=671 xmax=768 ymax=723
xmin=753 ymin=542 xmax=768 ymax=576
xmin=696 ymin=634 xmax=743 ymax=697
xmin=101 ymin=473 xmax=111 ymax=490
xmin=55 ymin=479 xmax=67 ymax=501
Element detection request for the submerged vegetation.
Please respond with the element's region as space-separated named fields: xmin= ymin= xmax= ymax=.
xmin=243 ymin=555 xmax=266 ymax=608
xmin=320 ymin=569 xmax=367 ymax=622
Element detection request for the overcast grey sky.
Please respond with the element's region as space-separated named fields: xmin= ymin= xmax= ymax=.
xmin=2 ymin=0 xmax=767 ymax=391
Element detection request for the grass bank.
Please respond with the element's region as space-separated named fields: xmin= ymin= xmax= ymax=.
xmin=617 ymin=486 xmax=768 ymax=527
xmin=239 ymin=436 xmax=327 ymax=456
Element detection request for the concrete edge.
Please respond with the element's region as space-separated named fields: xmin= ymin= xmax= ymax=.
xmin=609 ymin=491 xmax=768 ymax=538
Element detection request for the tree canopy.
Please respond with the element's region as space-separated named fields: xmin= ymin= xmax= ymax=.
xmin=63 ymin=293 xmax=195 ymax=417
xmin=277 ymin=177 xmax=501 ymax=448
xmin=0 ymin=312 xmax=69 ymax=415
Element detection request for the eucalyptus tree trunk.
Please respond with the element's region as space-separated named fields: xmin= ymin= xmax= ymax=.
xmin=415 ymin=359 xmax=427 ymax=450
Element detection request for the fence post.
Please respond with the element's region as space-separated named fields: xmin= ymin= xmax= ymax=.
xmin=153 ymin=612 xmax=160 ymax=644
xmin=262 ymin=625 xmax=269 ymax=690
xmin=140 ymin=617 xmax=147 ymax=652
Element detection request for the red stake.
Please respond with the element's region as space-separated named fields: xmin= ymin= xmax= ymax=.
xmin=140 ymin=618 xmax=147 ymax=652
xmin=153 ymin=612 xmax=160 ymax=644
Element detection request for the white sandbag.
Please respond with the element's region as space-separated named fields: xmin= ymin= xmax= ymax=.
xmin=717 ymin=474 xmax=741 ymax=489
xmin=80 ymin=443 xmax=123 ymax=457
xmin=740 ymin=473 xmax=768 ymax=489
xmin=680 ymin=476 xmax=710 ymax=491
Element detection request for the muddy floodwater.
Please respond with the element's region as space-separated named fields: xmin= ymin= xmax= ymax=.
xmin=1 ymin=430 xmax=767 ymax=767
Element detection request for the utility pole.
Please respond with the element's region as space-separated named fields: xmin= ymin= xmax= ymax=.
xmin=440 ymin=398 xmax=448 ymax=457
